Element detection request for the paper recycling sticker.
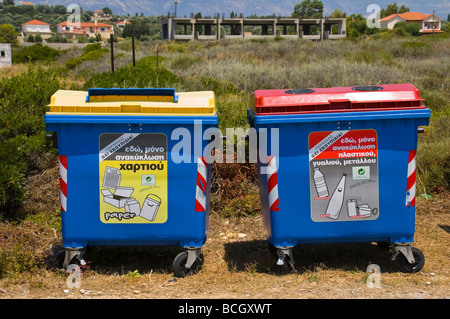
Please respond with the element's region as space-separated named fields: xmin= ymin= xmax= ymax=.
xmin=308 ymin=129 xmax=379 ymax=222
xmin=99 ymin=133 xmax=168 ymax=224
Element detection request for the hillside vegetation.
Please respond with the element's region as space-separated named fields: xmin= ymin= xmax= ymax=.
xmin=0 ymin=32 xmax=449 ymax=286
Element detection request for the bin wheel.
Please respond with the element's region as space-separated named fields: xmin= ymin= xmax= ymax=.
xmin=56 ymin=250 xmax=82 ymax=269
xmin=173 ymin=251 xmax=203 ymax=278
xmin=56 ymin=250 xmax=66 ymax=269
xmin=396 ymin=247 xmax=425 ymax=273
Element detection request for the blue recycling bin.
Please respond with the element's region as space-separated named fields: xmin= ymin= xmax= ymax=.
xmin=248 ymin=84 xmax=430 ymax=273
xmin=45 ymin=88 xmax=218 ymax=277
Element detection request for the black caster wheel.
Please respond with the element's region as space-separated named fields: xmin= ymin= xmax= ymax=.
xmin=173 ymin=251 xmax=203 ymax=278
xmin=396 ymin=247 xmax=425 ymax=273
xmin=56 ymin=250 xmax=82 ymax=269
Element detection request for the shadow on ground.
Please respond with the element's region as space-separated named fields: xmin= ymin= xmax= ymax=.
xmin=46 ymin=240 xmax=403 ymax=276
xmin=224 ymin=240 xmax=402 ymax=274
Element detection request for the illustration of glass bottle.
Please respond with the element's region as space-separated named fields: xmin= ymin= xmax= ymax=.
xmin=313 ymin=168 xmax=329 ymax=198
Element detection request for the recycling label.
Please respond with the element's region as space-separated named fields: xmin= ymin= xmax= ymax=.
xmin=99 ymin=133 xmax=168 ymax=224
xmin=308 ymin=129 xmax=379 ymax=222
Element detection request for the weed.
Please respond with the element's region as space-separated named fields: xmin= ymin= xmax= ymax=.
xmin=124 ymin=270 xmax=142 ymax=279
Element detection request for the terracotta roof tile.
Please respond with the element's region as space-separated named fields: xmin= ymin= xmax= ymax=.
xmin=21 ymin=19 xmax=50 ymax=26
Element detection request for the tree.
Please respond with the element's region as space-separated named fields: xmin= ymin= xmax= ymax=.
xmin=346 ymin=14 xmax=368 ymax=37
xmin=102 ymin=7 xmax=113 ymax=15
xmin=329 ymin=9 xmax=345 ymax=18
xmin=380 ymin=2 xmax=409 ymax=18
xmin=3 ymin=0 xmax=15 ymax=5
xmin=292 ymin=0 xmax=323 ymax=19
xmin=0 ymin=24 xmax=19 ymax=46
xmin=122 ymin=19 xmax=150 ymax=39
xmin=398 ymin=4 xmax=409 ymax=14
xmin=53 ymin=5 xmax=67 ymax=15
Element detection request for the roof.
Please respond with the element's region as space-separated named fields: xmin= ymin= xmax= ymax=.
xmin=57 ymin=22 xmax=112 ymax=28
xmin=21 ymin=19 xmax=50 ymax=26
xmin=380 ymin=12 xmax=441 ymax=22
xmin=117 ymin=20 xmax=131 ymax=25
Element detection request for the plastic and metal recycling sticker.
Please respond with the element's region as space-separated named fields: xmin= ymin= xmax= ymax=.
xmin=308 ymin=129 xmax=379 ymax=222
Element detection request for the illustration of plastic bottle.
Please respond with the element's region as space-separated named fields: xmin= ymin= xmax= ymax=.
xmin=313 ymin=168 xmax=329 ymax=198
xmin=326 ymin=174 xmax=346 ymax=220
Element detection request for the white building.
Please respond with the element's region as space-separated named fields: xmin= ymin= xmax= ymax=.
xmin=21 ymin=19 xmax=52 ymax=39
xmin=0 ymin=43 xmax=12 ymax=68
xmin=379 ymin=12 xmax=443 ymax=34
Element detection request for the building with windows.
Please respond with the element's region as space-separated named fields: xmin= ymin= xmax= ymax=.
xmin=379 ymin=12 xmax=443 ymax=34
xmin=21 ymin=19 xmax=52 ymax=39
xmin=162 ymin=17 xmax=346 ymax=41
xmin=56 ymin=21 xmax=114 ymax=40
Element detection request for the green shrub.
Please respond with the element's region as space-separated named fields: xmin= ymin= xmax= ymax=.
xmin=83 ymin=55 xmax=179 ymax=89
xmin=394 ymin=41 xmax=431 ymax=58
xmin=46 ymin=34 xmax=70 ymax=43
xmin=65 ymin=43 xmax=109 ymax=69
xmin=12 ymin=44 xmax=61 ymax=64
xmin=417 ymin=116 xmax=450 ymax=194
xmin=0 ymin=67 xmax=62 ymax=218
xmin=405 ymin=23 xmax=421 ymax=36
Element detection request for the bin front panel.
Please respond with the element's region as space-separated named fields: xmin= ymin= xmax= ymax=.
xmin=45 ymin=89 xmax=217 ymax=249
xmin=250 ymin=108 xmax=430 ymax=247
xmin=47 ymin=121 xmax=216 ymax=248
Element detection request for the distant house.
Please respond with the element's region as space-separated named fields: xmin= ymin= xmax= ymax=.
xmin=379 ymin=12 xmax=443 ymax=33
xmin=117 ymin=20 xmax=131 ymax=29
xmin=21 ymin=19 xmax=52 ymax=39
xmin=94 ymin=9 xmax=110 ymax=18
xmin=56 ymin=21 xmax=114 ymax=40
xmin=17 ymin=1 xmax=35 ymax=5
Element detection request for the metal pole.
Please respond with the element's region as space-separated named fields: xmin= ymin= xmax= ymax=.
xmin=132 ymin=35 xmax=136 ymax=67
xmin=110 ymin=34 xmax=114 ymax=74
xmin=174 ymin=1 xmax=179 ymax=18
xmin=156 ymin=42 xmax=159 ymax=68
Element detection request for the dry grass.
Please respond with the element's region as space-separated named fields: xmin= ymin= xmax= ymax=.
xmin=0 ymin=166 xmax=448 ymax=299
xmin=0 ymin=36 xmax=449 ymax=300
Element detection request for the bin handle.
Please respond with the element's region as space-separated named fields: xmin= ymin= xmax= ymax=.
xmin=329 ymin=99 xmax=352 ymax=110
xmin=86 ymin=88 xmax=178 ymax=103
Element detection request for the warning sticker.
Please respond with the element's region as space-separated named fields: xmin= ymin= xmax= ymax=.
xmin=99 ymin=133 xmax=168 ymax=224
xmin=308 ymin=129 xmax=379 ymax=222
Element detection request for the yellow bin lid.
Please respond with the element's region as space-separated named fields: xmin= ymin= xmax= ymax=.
xmin=47 ymin=88 xmax=216 ymax=116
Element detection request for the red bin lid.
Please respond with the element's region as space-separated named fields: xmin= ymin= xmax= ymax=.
xmin=250 ymin=83 xmax=426 ymax=115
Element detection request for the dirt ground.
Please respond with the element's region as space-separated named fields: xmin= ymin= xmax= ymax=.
xmin=0 ymin=189 xmax=449 ymax=301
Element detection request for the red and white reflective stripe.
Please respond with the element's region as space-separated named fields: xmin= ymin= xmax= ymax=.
xmin=195 ymin=157 xmax=208 ymax=212
xmin=267 ymin=156 xmax=279 ymax=212
xmin=406 ymin=150 xmax=416 ymax=207
xmin=58 ymin=155 xmax=67 ymax=212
